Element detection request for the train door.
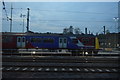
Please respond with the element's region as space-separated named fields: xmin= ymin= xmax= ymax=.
xmin=17 ymin=37 xmax=26 ymax=48
xmin=59 ymin=37 xmax=67 ymax=48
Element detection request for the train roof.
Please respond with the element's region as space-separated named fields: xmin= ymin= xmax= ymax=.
xmin=1 ymin=32 xmax=95 ymax=37
xmin=2 ymin=32 xmax=67 ymax=36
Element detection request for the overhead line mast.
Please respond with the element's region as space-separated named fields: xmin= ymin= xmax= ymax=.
xmin=10 ymin=3 xmax=13 ymax=32
xmin=27 ymin=8 xmax=30 ymax=32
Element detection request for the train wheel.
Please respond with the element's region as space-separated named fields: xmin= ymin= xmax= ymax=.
xmin=71 ymin=50 xmax=77 ymax=56
xmin=88 ymin=51 xmax=92 ymax=54
xmin=71 ymin=51 xmax=75 ymax=56
xmin=76 ymin=51 xmax=80 ymax=56
xmin=93 ymin=51 xmax=98 ymax=54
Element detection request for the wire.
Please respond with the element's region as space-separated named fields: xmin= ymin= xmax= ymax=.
xmin=4 ymin=8 xmax=26 ymax=10
xmin=39 ymin=20 xmax=114 ymax=22
xmin=96 ymin=27 xmax=104 ymax=34
xmin=2 ymin=18 xmax=23 ymax=20
xmin=38 ymin=9 xmax=117 ymax=15
xmin=2 ymin=1 xmax=26 ymax=20
xmin=2 ymin=1 xmax=9 ymax=21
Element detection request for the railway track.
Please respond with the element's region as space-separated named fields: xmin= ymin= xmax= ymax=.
xmin=2 ymin=55 xmax=119 ymax=79
xmin=2 ymin=55 xmax=119 ymax=63
xmin=2 ymin=50 xmax=120 ymax=56
xmin=1 ymin=66 xmax=118 ymax=73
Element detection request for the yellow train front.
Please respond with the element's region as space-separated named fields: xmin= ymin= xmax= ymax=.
xmin=76 ymin=34 xmax=100 ymax=55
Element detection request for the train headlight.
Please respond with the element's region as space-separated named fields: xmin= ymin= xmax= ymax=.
xmin=32 ymin=51 xmax=36 ymax=54
xmin=85 ymin=52 xmax=88 ymax=55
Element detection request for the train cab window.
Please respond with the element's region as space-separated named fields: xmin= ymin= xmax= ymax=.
xmin=43 ymin=38 xmax=54 ymax=43
xmin=72 ymin=39 xmax=78 ymax=44
xmin=91 ymin=38 xmax=95 ymax=45
xmin=82 ymin=38 xmax=89 ymax=44
xmin=31 ymin=38 xmax=41 ymax=43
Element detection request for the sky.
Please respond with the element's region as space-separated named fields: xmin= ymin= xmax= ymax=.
xmin=2 ymin=2 xmax=119 ymax=34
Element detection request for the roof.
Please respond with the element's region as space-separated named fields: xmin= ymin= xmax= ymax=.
xmin=1 ymin=32 xmax=95 ymax=37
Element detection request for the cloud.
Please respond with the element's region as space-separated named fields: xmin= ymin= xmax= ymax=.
xmin=3 ymin=0 xmax=120 ymax=2
xmin=2 ymin=2 xmax=118 ymax=33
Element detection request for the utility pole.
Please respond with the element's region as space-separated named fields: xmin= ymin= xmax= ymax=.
xmin=27 ymin=8 xmax=30 ymax=32
xmin=23 ymin=18 xmax=25 ymax=32
xmin=85 ymin=28 xmax=87 ymax=34
xmin=89 ymin=30 xmax=90 ymax=34
xmin=103 ymin=26 xmax=105 ymax=35
xmin=113 ymin=17 xmax=119 ymax=48
xmin=20 ymin=14 xmax=26 ymax=32
xmin=10 ymin=3 xmax=13 ymax=32
xmin=103 ymin=26 xmax=106 ymax=50
xmin=113 ymin=17 xmax=119 ymax=33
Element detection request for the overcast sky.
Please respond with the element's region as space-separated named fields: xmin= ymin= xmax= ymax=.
xmin=2 ymin=2 xmax=119 ymax=34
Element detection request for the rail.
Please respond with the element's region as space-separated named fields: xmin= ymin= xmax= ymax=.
xmin=1 ymin=49 xmax=120 ymax=56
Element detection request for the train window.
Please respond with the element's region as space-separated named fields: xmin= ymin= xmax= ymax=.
xmin=18 ymin=38 xmax=21 ymax=42
xmin=60 ymin=39 xmax=62 ymax=43
xmin=72 ymin=39 xmax=78 ymax=44
xmin=22 ymin=38 xmax=25 ymax=42
xmin=43 ymin=38 xmax=54 ymax=43
xmin=31 ymin=38 xmax=41 ymax=43
xmin=64 ymin=39 xmax=67 ymax=43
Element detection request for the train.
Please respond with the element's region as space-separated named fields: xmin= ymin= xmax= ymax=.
xmin=2 ymin=32 xmax=100 ymax=55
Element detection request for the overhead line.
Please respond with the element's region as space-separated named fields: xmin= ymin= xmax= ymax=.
xmin=39 ymin=20 xmax=114 ymax=22
xmin=3 ymin=8 xmax=26 ymax=10
xmin=2 ymin=18 xmax=114 ymax=22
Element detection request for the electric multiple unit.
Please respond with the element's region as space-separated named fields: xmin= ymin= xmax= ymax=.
xmin=2 ymin=32 xmax=100 ymax=55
